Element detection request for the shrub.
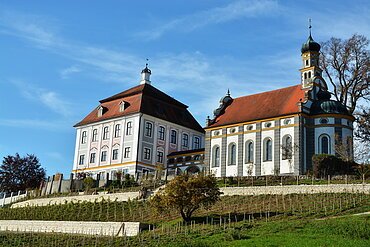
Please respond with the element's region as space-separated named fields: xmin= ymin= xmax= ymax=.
xmin=312 ymin=154 xmax=355 ymax=178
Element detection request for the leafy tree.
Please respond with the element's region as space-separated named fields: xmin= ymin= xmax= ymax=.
xmin=151 ymin=173 xmax=222 ymax=222
xmin=0 ymin=153 xmax=46 ymax=192
xmin=312 ymin=154 xmax=354 ymax=178
xmin=83 ymin=177 xmax=96 ymax=192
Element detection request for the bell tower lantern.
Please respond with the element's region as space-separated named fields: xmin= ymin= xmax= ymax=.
xmin=300 ymin=20 xmax=323 ymax=89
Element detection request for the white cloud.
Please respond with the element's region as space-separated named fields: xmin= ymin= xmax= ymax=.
xmin=60 ymin=66 xmax=81 ymax=79
xmin=137 ymin=0 xmax=280 ymax=40
xmin=10 ymin=80 xmax=73 ymax=117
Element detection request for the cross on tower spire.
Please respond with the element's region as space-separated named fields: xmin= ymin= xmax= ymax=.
xmin=309 ymin=18 xmax=312 ymax=36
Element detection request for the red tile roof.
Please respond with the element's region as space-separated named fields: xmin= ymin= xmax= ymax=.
xmin=74 ymin=83 xmax=204 ymax=133
xmin=207 ymin=84 xmax=305 ymax=128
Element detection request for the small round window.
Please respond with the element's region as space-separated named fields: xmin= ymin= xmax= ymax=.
xmin=247 ymin=125 xmax=253 ymax=131
xmin=265 ymin=122 xmax=272 ymax=128
xmin=230 ymin=128 xmax=236 ymax=133
xmin=320 ymin=118 xmax=328 ymax=124
xmin=214 ymin=130 xmax=220 ymax=136
xmin=283 ymin=119 xmax=291 ymax=125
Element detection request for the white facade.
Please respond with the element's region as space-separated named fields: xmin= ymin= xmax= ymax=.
xmin=73 ymin=115 xmax=204 ymax=180
xmin=209 ymin=117 xmax=298 ymax=177
xmin=72 ymin=67 xmax=205 ymax=179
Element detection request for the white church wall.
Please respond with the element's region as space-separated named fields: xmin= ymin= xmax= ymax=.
xmin=226 ymin=133 xmax=238 ymax=177
xmin=242 ymin=129 xmax=256 ymax=176
xmin=261 ymin=129 xmax=274 ymax=176
xmin=279 ymin=126 xmax=295 ymax=174
xmin=210 ymin=133 xmax=222 ymax=177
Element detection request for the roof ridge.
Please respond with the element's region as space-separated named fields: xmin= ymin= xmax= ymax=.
xmin=233 ymin=84 xmax=301 ymax=100
xmin=99 ymin=84 xmax=144 ymax=103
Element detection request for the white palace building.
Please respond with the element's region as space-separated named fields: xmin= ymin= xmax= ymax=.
xmin=72 ymin=31 xmax=354 ymax=179
xmin=72 ymin=65 xmax=204 ymax=180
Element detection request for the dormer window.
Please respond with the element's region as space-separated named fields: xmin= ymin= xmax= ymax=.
xmin=98 ymin=106 xmax=105 ymax=117
xmin=119 ymin=101 xmax=126 ymax=112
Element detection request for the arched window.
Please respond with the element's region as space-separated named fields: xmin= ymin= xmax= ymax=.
xmin=126 ymin=122 xmax=132 ymax=135
xmin=158 ymin=126 xmax=165 ymax=140
xmin=282 ymin=135 xmax=292 ymax=160
xmin=228 ymin=143 xmax=236 ymax=165
xmin=81 ymin=131 xmax=87 ymax=144
xmin=114 ymin=124 xmax=121 ymax=138
xmin=145 ymin=122 xmax=153 ymax=137
xmin=212 ymin=145 xmax=220 ymax=167
xmin=171 ymin=130 xmax=177 ymax=144
xmin=245 ymin=140 xmax=254 ymax=163
xmin=319 ymin=134 xmax=330 ymax=154
xmin=103 ymin=127 xmax=109 ymax=140
xmin=308 ymin=71 xmax=311 ymax=78
xmin=304 ymin=73 xmax=307 ymax=79
xmin=264 ymin=138 xmax=272 ymax=161
xmin=92 ymin=129 xmax=98 ymax=142
xmin=182 ymin=133 xmax=189 ymax=147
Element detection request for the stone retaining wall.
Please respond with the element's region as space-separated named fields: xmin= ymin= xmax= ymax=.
xmin=0 ymin=220 xmax=148 ymax=236
xmin=220 ymin=184 xmax=370 ymax=196
xmin=11 ymin=184 xmax=369 ymax=209
xmin=11 ymin=191 xmax=139 ymax=208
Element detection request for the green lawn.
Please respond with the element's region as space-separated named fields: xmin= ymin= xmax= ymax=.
xmin=0 ymin=193 xmax=369 ymax=246
xmin=0 ymin=214 xmax=369 ymax=246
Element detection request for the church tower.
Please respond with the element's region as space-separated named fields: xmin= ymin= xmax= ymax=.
xmin=299 ymin=21 xmax=326 ymax=90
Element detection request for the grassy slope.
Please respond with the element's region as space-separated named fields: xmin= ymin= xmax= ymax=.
xmin=0 ymin=193 xmax=369 ymax=246
xmin=0 ymin=215 xmax=369 ymax=246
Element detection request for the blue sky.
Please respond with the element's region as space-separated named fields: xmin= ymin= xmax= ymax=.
xmin=0 ymin=0 xmax=369 ymax=176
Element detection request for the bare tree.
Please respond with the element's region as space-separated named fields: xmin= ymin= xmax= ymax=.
xmin=320 ymin=34 xmax=369 ymax=115
xmin=280 ymin=143 xmax=299 ymax=174
xmin=334 ymin=134 xmax=353 ymax=162
xmin=355 ymin=107 xmax=370 ymax=143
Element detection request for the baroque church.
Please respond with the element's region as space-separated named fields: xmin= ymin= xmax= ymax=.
xmin=72 ymin=31 xmax=354 ymax=179
xmin=204 ymin=31 xmax=354 ymax=177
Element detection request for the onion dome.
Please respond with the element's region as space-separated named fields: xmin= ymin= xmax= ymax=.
xmin=317 ymin=90 xmax=331 ymax=101
xmin=310 ymin=90 xmax=349 ymax=115
xmin=213 ymin=89 xmax=233 ymax=117
xmin=219 ymin=89 xmax=232 ymax=105
xmin=301 ymin=35 xmax=321 ymax=53
xmin=141 ymin=64 xmax=151 ymax=74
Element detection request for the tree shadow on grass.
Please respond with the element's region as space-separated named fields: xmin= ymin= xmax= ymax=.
xmin=189 ymin=211 xmax=284 ymax=225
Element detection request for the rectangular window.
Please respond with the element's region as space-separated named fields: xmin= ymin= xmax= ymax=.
xmin=81 ymin=131 xmax=87 ymax=144
xmin=171 ymin=130 xmax=177 ymax=144
xmin=79 ymin=155 xmax=85 ymax=165
xmin=143 ymin=147 xmax=151 ymax=160
xmin=158 ymin=126 xmax=165 ymax=140
xmin=112 ymin=149 xmax=119 ymax=160
xmin=145 ymin=122 xmax=153 ymax=137
xmin=92 ymin=129 xmax=98 ymax=142
xmin=182 ymin=134 xmax=189 ymax=148
xmin=157 ymin=150 xmax=164 ymax=163
xmin=126 ymin=122 xmax=132 ymax=135
xmin=124 ymin=147 xmax=131 ymax=158
xmin=194 ymin=137 xmax=200 ymax=149
xmin=103 ymin=127 xmax=109 ymax=140
xmin=101 ymin=151 xmax=107 ymax=162
xmin=114 ymin=124 xmax=121 ymax=138
xmin=90 ymin=153 xmax=96 ymax=163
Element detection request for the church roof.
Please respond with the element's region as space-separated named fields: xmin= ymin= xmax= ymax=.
xmin=206 ymin=84 xmax=305 ymax=128
xmin=74 ymin=83 xmax=204 ymax=133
